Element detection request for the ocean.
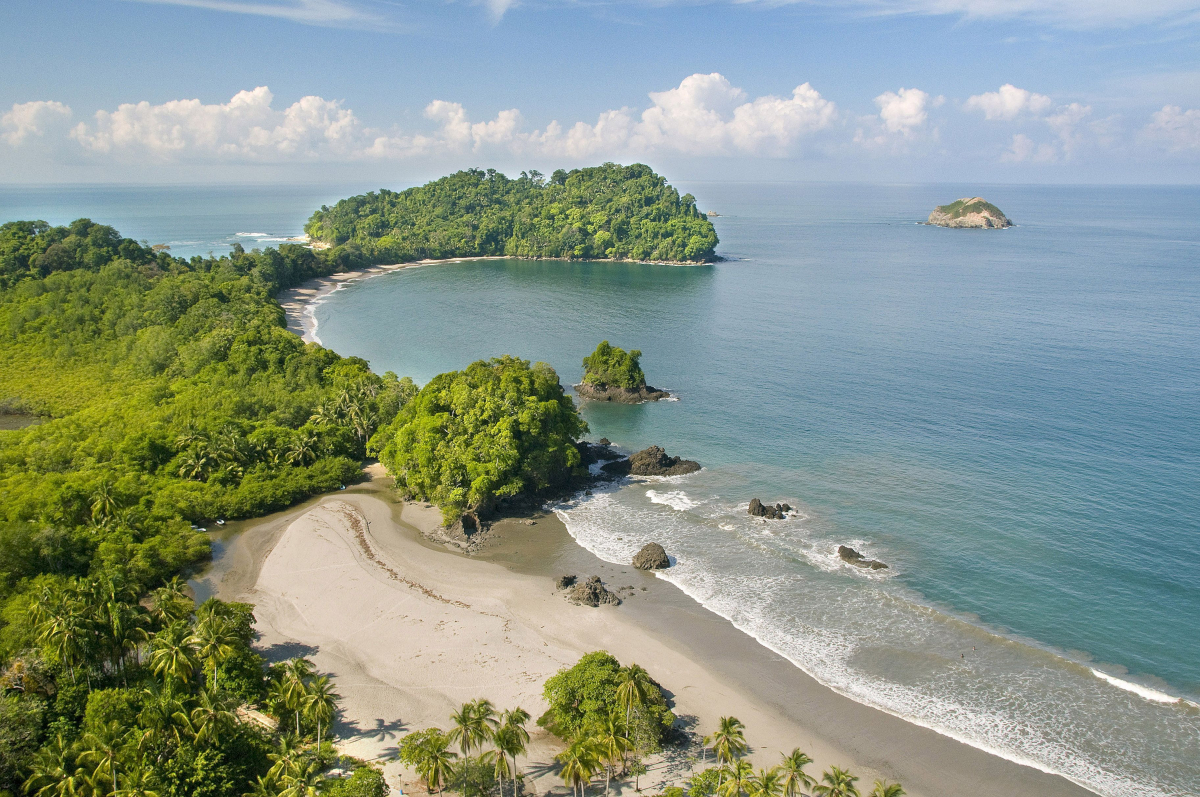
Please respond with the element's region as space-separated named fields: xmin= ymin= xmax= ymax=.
xmin=4 ymin=182 xmax=1199 ymax=797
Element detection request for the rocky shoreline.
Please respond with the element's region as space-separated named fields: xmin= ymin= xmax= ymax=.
xmin=574 ymin=382 xmax=672 ymax=403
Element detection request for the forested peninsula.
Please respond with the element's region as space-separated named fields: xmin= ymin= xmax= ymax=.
xmin=304 ymin=163 xmax=719 ymax=264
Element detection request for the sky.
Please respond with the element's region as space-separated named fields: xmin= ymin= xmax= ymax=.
xmin=2 ymin=0 xmax=1199 ymax=184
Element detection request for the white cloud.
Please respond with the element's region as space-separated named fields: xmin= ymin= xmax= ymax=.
xmin=70 ymin=87 xmax=362 ymax=159
xmin=125 ymin=0 xmax=379 ymax=27
xmin=1003 ymin=133 xmax=1058 ymax=162
xmin=1045 ymin=101 xmax=1091 ymax=156
xmin=1144 ymin=105 xmax=1200 ymax=151
xmin=875 ymin=87 xmax=934 ymax=134
xmin=2 ymin=101 xmax=73 ymax=145
xmin=52 ymin=75 xmax=835 ymax=163
xmin=965 ymin=84 xmax=1053 ymax=121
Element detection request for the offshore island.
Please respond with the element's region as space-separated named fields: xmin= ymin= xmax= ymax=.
xmin=0 ymin=166 xmax=1092 ymax=797
xmin=927 ymin=198 xmax=1012 ymax=228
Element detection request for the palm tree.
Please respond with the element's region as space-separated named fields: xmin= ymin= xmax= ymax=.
xmin=302 ymin=674 xmax=340 ymax=747
xmin=279 ymin=657 xmax=314 ymax=736
xmin=24 ymin=734 xmax=81 ymax=797
xmin=719 ymin=760 xmax=754 ymax=797
xmin=190 ymin=611 xmax=239 ymax=691
xmin=189 ymin=689 xmax=237 ymax=748
xmin=868 ymin=781 xmax=904 ymax=797
xmin=278 ymin=758 xmax=323 ymax=797
xmin=33 ymin=590 xmax=88 ymax=684
xmin=91 ymin=479 xmax=120 ymax=524
xmin=592 ymin=710 xmax=631 ymax=795
xmin=150 ymin=622 xmax=198 ymax=687
xmin=489 ymin=739 xmax=514 ymax=797
xmin=245 ymin=774 xmax=278 ymax=797
xmin=78 ymin=721 xmax=130 ymax=797
xmin=417 ymin=732 xmax=458 ymax=794
xmin=494 ymin=708 xmax=530 ymax=797
xmin=114 ymin=764 xmax=160 ymax=797
xmin=557 ymin=737 xmax=601 ymax=797
xmin=747 ymin=768 xmax=785 ymax=797
xmin=149 ymin=578 xmax=193 ymax=627
xmin=615 ymin=664 xmax=652 ymax=727
xmin=448 ymin=698 xmax=498 ymax=756
xmin=267 ymin=735 xmax=306 ymax=783
xmin=705 ymin=716 xmax=748 ymax=788
xmin=813 ymin=768 xmax=860 ymax=797
xmin=779 ymin=749 xmax=816 ymax=797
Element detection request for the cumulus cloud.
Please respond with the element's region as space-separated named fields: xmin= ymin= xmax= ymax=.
xmin=875 ymin=87 xmax=936 ymax=134
xmin=1143 ymin=105 xmax=1200 ymax=151
xmin=1003 ymin=133 xmax=1057 ymax=162
xmin=2 ymin=101 xmax=73 ymax=145
xmin=27 ymin=75 xmax=835 ymax=164
xmin=965 ymin=84 xmax=1053 ymax=121
xmin=70 ymin=87 xmax=362 ymax=159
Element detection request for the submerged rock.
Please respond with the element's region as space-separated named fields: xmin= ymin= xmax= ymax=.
xmin=838 ymin=545 xmax=888 ymax=570
xmin=602 ymin=446 xmax=701 ymax=477
xmin=567 ymin=576 xmax=622 ymax=607
xmin=748 ymin=498 xmax=792 ymax=520
xmin=927 ymin=197 xmax=1012 ymax=229
xmin=575 ymin=382 xmax=671 ymax=403
xmin=632 ymin=543 xmax=671 ymax=570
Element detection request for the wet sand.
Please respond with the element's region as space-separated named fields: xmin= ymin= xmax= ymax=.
xmin=196 ymin=476 xmax=1096 ymax=797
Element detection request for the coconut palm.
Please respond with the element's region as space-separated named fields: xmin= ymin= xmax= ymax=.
xmin=779 ymin=749 xmax=816 ymax=797
xmin=149 ymin=578 xmax=193 ymax=627
xmin=150 ymin=622 xmax=198 ymax=686
xmin=267 ymin=735 xmax=306 ymax=782
xmin=114 ymin=764 xmax=160 ymax=797
xmin=190 ymin=610 xmax=239 ymax=691
xmin=244 ymin=774 xmax=278 ymax=797
xmin=494 ymin=707 xmax=530 ymax=797
xmin=91 ymin=480 xmax=121 ymax=524
xmin=489 ymin=740 xmax=514 ymax=797
xmin=591 ymin=710 xmax=631 ymax=795
xmin=557 ymin=737 xmax=601 ymax=797
xmin=747 ymin=768 xmax=785 ymax=797
xmin=705 ymin=716 xmax=748 ymax=787
xmin=448 ymin=698 xmax=499 ymax=756
xmin=279 ymin=657 xmax=315 ymax=736
xmin=719 ymin=760 xmax=755 ymax=797
xmin=417 ymin=732 xmax=458 ymax=794
xmin=24 ymin=735 xmax=82 ymax=797
xmin=189 ymin=689 xmax=237 ymax=748
xmin=302 ymin=674 xmax=340 ymax=745
xmin=813 ymin=767 xmax=860 ymax=797
xmin=33 ymin=589 xmax=89 ymax=684
xmin=78 ymin=721 xmax=130 ymax=796
xmin=615 ymin=664 xmax=652 ymax=727
xmin=868 ymin=781 xmax=904 ymax=797
xmin=278 ymin=758 xmax=323 ymax=797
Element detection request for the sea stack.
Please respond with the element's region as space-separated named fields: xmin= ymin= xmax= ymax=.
xmin=927 ymin=197 xmax=1012 ymax=229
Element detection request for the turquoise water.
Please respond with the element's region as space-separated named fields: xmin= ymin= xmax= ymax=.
xmin=3 ymin=182 xmax=1198 ymax=795
xmin=310 ymin=184 xmax=1200 ymax=797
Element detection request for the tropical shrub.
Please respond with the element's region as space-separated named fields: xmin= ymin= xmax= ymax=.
xmin=539 ymin=651 xmax=674 ymax=745
xmin=582 ymin=341 xmax=646 ymax=389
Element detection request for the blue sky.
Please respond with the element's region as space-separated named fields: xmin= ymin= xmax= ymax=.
xmin=2 ymin=0 xmax=1199 ymax=183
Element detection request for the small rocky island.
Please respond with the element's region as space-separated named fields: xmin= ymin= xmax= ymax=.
xmin=575 ymin=341 xmax=670 ymax=403
xmin=749 ymin=498 xmax=792 ymax=520
xmin=838 ymin=545 xmax=888 ymax=571
xmin=927 ymin=197 xmax=1012 ymax=229
xmin=602 ymin=445 xmax=701 ymax=477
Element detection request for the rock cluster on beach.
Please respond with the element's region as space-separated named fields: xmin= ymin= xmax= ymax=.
xmin=927 ymin=197 xmax=1012 ymax=229
xmin=561 ymin=575 xmax=622 ymax=607
xmin=574 ymin=382 xmax=671 ymax=403
xmin=632 ymin=542 xmax=671 ymax=570
xmin=603 ymin=446 xmax=702 ymax=477
xmin=749 ymin=498 xmax=792 ymax=519
xmin=838 ymin=545 xmax=888 ymax=570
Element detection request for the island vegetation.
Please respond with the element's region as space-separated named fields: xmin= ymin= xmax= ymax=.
xmin=304 ymin=164 xmax=719 ymax=265
xmin=368 ymin=357 xmax=588 ymax=526
xmin=926 ymin=198 xmax=1011 ymax=229
xmin=575 ymin=341 xmax=669 ymax=403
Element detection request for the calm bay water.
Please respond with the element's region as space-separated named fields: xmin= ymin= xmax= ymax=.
xmin=3 ymin=182 xmax=1198 ymax=796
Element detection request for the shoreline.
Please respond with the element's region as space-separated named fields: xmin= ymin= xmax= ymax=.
xmin=194 ymin=476 xmax=1096 ymax=797
xmin=275 ymin=255 xmax=718 ymax=346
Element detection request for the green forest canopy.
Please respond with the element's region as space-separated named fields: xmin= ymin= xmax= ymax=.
xmin=304 ymin=163 xmax=719 ymax=264
xmin=581 ymin=341 xmax=646 ymax=390
xmin=368 ymin=356 xmax=588 ymax=525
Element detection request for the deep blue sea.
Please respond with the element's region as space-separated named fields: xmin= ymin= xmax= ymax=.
xmin=3 ymin=182 xmax=1198 ymax=797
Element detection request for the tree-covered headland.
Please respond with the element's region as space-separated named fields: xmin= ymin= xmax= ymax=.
xmin=369 ymin=357 xmax=588 ymax=526
xmin=305 ymin=163 xmax=719 ymax=264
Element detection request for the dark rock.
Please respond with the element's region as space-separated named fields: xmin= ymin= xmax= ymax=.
xmin=632 ymin=542 xmax=671 ymax=570
xmin=838 ymin=545 xmax=888 ymax=570
xmin=599 ymin=438 xmax=611 ymax=446
xmin=577 ymin=440 xmax=623 ymax=466
xmin=748 ymin=498 xmax=791 ymax=520
xmin=556 ymin=574 xmax=578 ymax=590
xmin=567 ymin=576 xmax=622 ymax=607
xmin=575 ymin=382 xmax=671 ymax=403
xmin=603 ymin=446 xmax=701 ymax=477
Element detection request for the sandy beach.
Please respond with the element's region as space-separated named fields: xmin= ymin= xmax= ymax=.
xmin=197 ymin=473 xmax=1096 ymax=797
